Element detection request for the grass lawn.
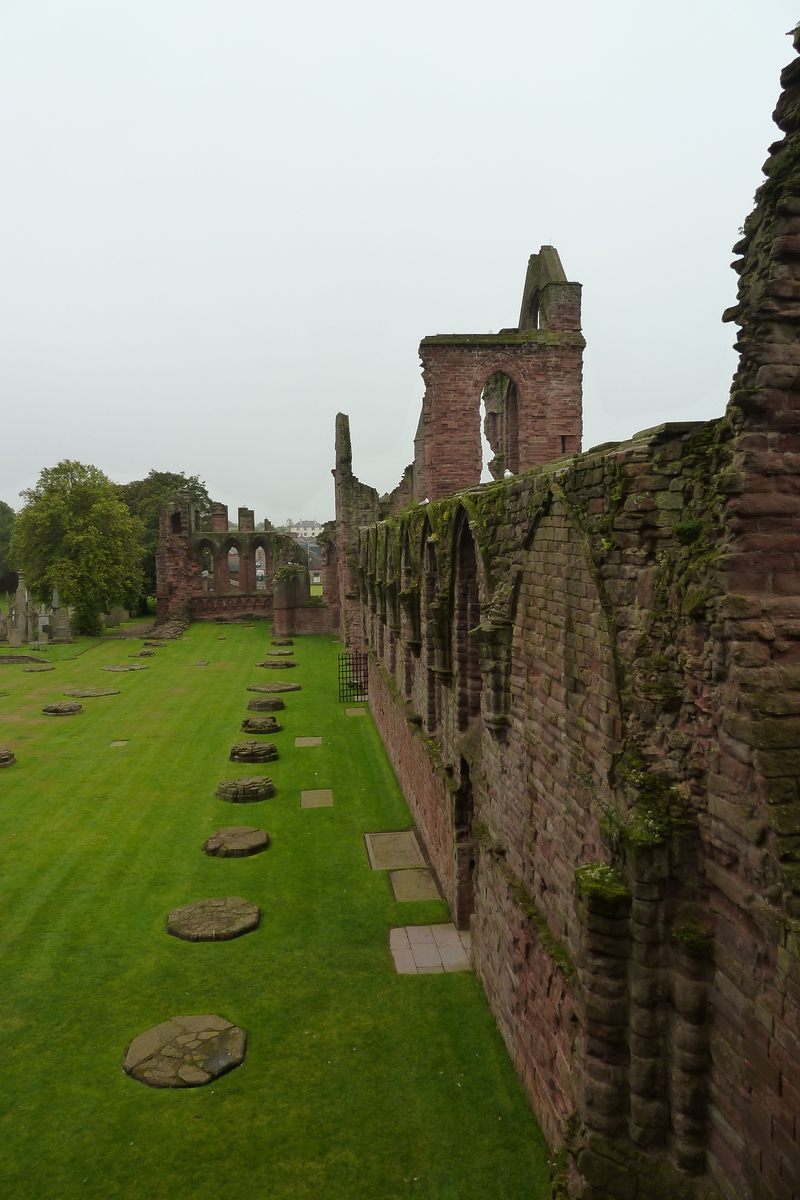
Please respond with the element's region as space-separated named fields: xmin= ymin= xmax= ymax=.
xmin=0 ymin=622 xmax=551 ymax=1199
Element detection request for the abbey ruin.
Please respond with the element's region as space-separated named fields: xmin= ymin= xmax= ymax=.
xmin=327 ymin=33 xmax=800 ymax=1200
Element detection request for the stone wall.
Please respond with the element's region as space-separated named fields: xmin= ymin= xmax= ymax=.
xmin=332 ymin=36 xmax=800 ymax=1200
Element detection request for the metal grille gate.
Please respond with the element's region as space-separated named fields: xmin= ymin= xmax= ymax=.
xmin=338 ymin=652 xmax=369 ymax=703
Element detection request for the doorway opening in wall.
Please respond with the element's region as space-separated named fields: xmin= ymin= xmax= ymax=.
xmin=227 ymin=547 xmax=240 ymax=590
xmin=480 ymin=372 xmax=519 ymax=483
xmin=255 ymin=546 xmax=267 ymax=590
xmin=201 ymin=546 xmax=214 ymax=592
xmin=170 ymin=511 xmax=182 ymax=534
xmin=455 ymin=757 xmax=476 ymax=930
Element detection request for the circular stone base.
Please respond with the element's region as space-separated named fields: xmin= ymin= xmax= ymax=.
xmin=43 ymin=702 xmax=82 ymax=716
xmin=216 ymin=777 xmax=274 ymax=803
xmin=271 ymin=638 xmax=294 ymax=646
xmin=247 ymin=682 xmax=301 ymax=693
xmin=123 ymin=1014 xmax=246 ymax=1088
xmin=229 ymin=741 xmax=278 ymax=763
xmin=203 ymin=827 xmax=270 ymax=857
xmin=167 ymin=896 xmax=260 ymax=941
xmin=24 ymin=664 xmax=55 ymax=673
xmin=246 ymin=696 xmax=285 ymax=712
xmin=102 ymin=664 xmax=148 ymax=673
xmin=241 ymin=716 xmax=282 ymax=734
xmin=256 ymin=660 xmax=298 ymax=669
xmin=63 ymin=688 xmax=120 ymax=698
xmin=0 ymin=748 xmax=16 ymax=767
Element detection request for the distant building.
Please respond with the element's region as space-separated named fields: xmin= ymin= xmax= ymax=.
xmin=287 ymin=519 xmax=323 ymax=539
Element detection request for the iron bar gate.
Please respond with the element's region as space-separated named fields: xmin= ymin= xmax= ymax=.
xmin=338 ymin=652 xmax=369 ymax=703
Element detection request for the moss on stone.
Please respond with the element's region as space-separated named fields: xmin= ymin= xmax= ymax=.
xmin=574 ymin=862 xmax=630 ymax=915
xmin=502 ymin=868 xmax=575 ymax=983
xmin=672 ymin=918 xmax=715 ymax=959
xmin=672 ymin=518 xmax=703 ymax=545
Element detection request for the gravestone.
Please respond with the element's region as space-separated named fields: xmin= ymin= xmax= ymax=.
xmin=203 ymin=827 xmax=270 ymax=857
xmin=123 ymin=1015 xmax=246 ymax=1088
xmin=216 ymin=777 xmax=274 ymax=802
xmin=167 ymin=896 xmax=260 ymax=941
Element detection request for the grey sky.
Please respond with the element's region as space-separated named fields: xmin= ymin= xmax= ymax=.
xmin=0 ymin=2 xmax=796 ymax=524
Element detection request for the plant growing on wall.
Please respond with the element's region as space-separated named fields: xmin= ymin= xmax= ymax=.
xmin=11 ymin=460 xmax=144 ymax=635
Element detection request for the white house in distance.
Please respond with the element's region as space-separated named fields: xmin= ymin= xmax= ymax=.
xmin=286 ymin=519 xmax=324 ymax=539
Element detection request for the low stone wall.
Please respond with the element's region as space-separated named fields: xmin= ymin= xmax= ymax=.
xmin=273 ymin=603 xmax=335 ymax=637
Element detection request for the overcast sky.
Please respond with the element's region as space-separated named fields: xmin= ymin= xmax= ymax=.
xmin=0 ymin=2 xmax=796 ymax=525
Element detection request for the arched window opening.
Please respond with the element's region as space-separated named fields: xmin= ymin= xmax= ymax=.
xmin=170 ymin=511 xmax=182 ymax=535
xmin=454 ymin=519 xmax=481 ymax=731
xmin=227 ymin=546 xmax=240 ymax=591
xmin=255 ymin=546 xmax=267 ymax=591
xmin=201 ymin=546 xmax=214 ymax=592
xmin=480 ymin=372 xmax=520 ymax=482
xmin=423 ymin=536 xmax=440 ymax=732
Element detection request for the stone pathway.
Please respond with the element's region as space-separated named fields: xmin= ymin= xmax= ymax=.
xmin=301 ymin=789 xmax=333 ymax=808
xmin=204 ymin=827 xmax=270 ymax=858
xmin=167 ymin=896 xmax=260 ymax=941
xmin=365 ymin=831 xmax=426 ymax=870
xmin=389 ymin=925 xmax=472 ymax=974
xmin=123 ymin=1015 xmax=246 ymax=1088
xmin=390 ymin=869 xmax=441 ymax=901
xmin=295 ymin=736 xmax=322 ymax=747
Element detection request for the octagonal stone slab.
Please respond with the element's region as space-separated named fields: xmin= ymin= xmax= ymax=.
xmin=256 ymin=660 xmax=298 ymax=670
xmin=42 ymin=702 xmax=82 ymax=716
xmin=102 ymin=664 xmax=148 ymax=673
xmin=271 ymin=638 xmax=293 ymax=646
xmin=64 ymin=688 xmax=120 ymax=698
xmin=241 ymin=716 xmax=282 ymax=735
xmin=247 ymin=682 xmax=301 ymax=693
xmin=123 ymin=1014 xmax=246 ymax=1088
xmin=143 ymin=640 xmax=167 ymax=648
xmin=229 ymin=741 xmax=278 ymax=763
xmin=216 ymin=777 xmax=274 ymax=803
xmin=24 ymin=664 xmax=55 ymax=673
xmin=247 ymin=696 xmax=285 ymax=712
xmin=167 ymin=896 xmax=260 ymax=942
xmin=0 ymin=748 xmax=16 ymax=768
xmin=203 ymin=827 xmax=270 ymax=858
xmin=266 ymin=649 xmax=294 ymax=657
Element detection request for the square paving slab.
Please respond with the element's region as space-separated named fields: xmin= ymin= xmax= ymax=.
xmin=390 ymin=868 xmax=440 ymax=902
xmin=365 ymin=831 xmax=426 ymax=871
xmin=345 ymin=708 xmax=366 ymax=717
xmin=389 ymin=925 xmax=471 ymax=974
xmin=301 ymin=789 xmax=333 ymax=808
xmin=110 ymin=740 xmax=129 ymax=748
xmin=295 ymin=737 xmax=322 ymax=747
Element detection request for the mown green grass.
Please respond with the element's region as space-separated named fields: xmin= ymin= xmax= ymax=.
xmin=0 ymin=623 xmax=550 ymax=1199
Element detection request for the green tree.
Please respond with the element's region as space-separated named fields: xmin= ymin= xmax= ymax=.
xmin=0 ymin=500 xmax=17 ymax=594
xmin=115 ymin=471 xmax=213 ymax=612
xmin=10 ymin=461 xmax=144 ymax=635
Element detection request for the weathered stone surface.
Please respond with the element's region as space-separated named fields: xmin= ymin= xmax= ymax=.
xmin=24 ymin=665 xmax=54 ymax=673
xmin=167 ymin=896 xmax=260 ymax=941
xmin=301 ymin=789 xmax=333 ymax=808
xmin=266 ymin=649 xmax=294 ymax=657
xmin=246 ymin=696 xmax=285 ymax=712
xmin=143 ymin=640 xmax=166 ymax=648
xmin=229 ymin=741 xmax=277 ymax=763
xmin=365 ymin=831 xmax=426 ymax=870
xmin=42 ymin=702 xmax=82 ymax=716
xmin=63 ymin=688 xmax=120 ymax=697
xmin=216 ymin=777 xmax=274 ymax=802
xmin=203 ymin=827 xmax=270 ymax=857
xmin=102 ymin=664 xmax=148 ymax=673
xmin=256 ymin=659 xmax=298 ymax=669
xmin=129 ymin=650 xmax=155 ymax=658
xmin=0 ymin=655 xmax=45 ymax=664
xmin=247 ymin=682 xmax=301 ymax=693
xmin=271 ymin=638 xmax=294 ymax=646
xmin=240 ymin=716 xmax=282 ymax=734
xmin=390 ymin=869 xmax=441 ymax=902
xmin=0 ymin=748 xmax=16 ymax=767
xmin=123 ymin=1014 xmax=246 ymax=1087
xmin=295 ymin=736 xmax=322 ymax=747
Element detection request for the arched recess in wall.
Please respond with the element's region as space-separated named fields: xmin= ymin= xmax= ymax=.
xmin=420 ymin=520 xmax=441 ymax=733
xmin=480 ymin=371 xmax=520 ymax=482
xmin=510 ymin=506 xmax=621 ymax=934
xmin=451 ymin=509 xmax=482 ymax=732
xmin=220 ymin=539 xmax=242 ymax=594
xmin=251 ymin=538 xmax=273 ymax=594
xmin=400 ymin=525 xmax=416 ymax=696
xmin=170 ymin=510 xmax=182 ymax=535
xmin=385 ymin=535 xmax=398 ymax=674
xmin=198 ymin=542 xmax=215 ymax=593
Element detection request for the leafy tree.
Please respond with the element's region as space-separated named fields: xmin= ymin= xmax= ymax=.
xmin=115 ymin=471 xmax=213 ymax=612
xmin=10 ymin=461 xmax=144 ymax=635
xmin=0 ymin=500 xmax=17 ymax=594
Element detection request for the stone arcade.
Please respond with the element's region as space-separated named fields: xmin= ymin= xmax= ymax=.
xmin=330 ymin=42 xmax=800 ymax=1200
